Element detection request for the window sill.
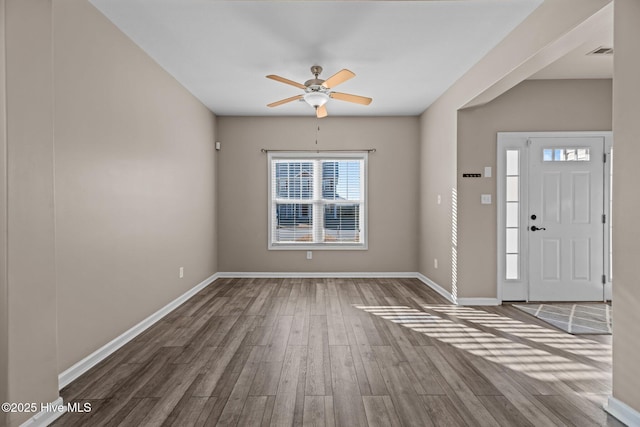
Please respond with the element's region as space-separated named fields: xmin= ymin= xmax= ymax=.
xmin=268 ymin=243 xmax=368 ymax=251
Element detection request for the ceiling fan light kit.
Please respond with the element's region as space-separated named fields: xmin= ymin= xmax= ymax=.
xmin=266 ymin=65 xmax=372 ymax=118
xmin=303 ymin=91 xmax=329 ymax=108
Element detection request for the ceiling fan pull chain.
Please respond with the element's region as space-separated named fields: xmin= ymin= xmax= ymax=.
xmin=315 ymin=122 xmax=320 ymax=145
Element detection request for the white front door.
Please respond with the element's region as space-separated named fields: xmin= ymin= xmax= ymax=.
xmin=528 ymin=137 xmax=606 ymax=301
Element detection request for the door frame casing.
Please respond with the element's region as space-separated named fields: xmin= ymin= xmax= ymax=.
xmin=497 ymin=131 xmax=613 ymax=302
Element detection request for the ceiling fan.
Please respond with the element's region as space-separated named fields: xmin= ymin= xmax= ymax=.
xmin=266 ymin=65 xmax=372 ymax=118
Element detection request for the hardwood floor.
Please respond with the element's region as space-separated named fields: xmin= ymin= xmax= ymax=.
xmin=54 ymin=278 xmax=623 ymax=426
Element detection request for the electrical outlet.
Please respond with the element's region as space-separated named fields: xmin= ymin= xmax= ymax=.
xmin=434 ymin=258 xmax=438 ymax=269
xmin=179 ymin=267 xmax=184 ymax=278
xmin=306 ymin=251 xmax=313 ymax=260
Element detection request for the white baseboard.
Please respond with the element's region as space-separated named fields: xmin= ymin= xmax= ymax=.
xmin=606 ymin=396 xmax=640 ymax=426
xmin=19 ymin=397 xmax=66 ymax=427
xmin=58 ymin=272 xmax=219 ymax=390
xmin=216 ymin=271 xmax=417 ymax=278
xmin=414 ymin=274 xmax=501 ymax=306
xmin=415 ymin=273 xmax=456 ymax=304
xmin=457 ymin=298 xmax=502 ymax=306
xmin=221 ymin=271 xmax=496 ymax=307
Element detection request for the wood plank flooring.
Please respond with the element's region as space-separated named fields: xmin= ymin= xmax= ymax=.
xmin=54 ymin=278 xmax=623 ymax=426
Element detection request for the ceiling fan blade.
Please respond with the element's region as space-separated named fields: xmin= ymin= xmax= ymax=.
xmin=322 ymin=69 xmax=355 ymax=89
xmin=330 ymin=92 xmax=372 ymax=105
xmin=316 ymin=105 xmax=328 ymax=118
xmin=267 ymin=94 xmax=303 ymax=108
xmin=266 ymin=74 xmax=307 ymax=90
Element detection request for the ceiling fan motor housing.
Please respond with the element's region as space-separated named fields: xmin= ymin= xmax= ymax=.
xmin=305 ymin=65 xmax=325 ymax=87
xmin=304 ymin=79 xmax=325 ymax=87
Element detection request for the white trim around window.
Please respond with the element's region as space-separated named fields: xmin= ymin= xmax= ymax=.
xmin=268 ymin=151 xmax=368 ymax=250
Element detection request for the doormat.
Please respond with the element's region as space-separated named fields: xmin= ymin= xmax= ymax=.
xmin=512 ymin=303 xmax=612 ymax=335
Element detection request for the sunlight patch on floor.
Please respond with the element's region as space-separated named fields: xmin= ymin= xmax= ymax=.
xmin=422 ymin=305 xmax=611 ymax=363
xmin=354 ymin=305 xmax=609 ymax=385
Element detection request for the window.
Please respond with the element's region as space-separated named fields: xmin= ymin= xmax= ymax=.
xmin=505 ymin=149 xmax=520 ymax=280
xmin=268 ymin=152 xmax=367 ymax=249
xmin=543 ymin=148 xmax=590 ymax=162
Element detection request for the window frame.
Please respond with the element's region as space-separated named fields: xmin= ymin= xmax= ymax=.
xmin=267 ymin=151 xmax=368 ymax=250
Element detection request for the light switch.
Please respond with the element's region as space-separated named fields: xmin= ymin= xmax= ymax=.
xmin=481 ymin=194 xmax=492 ymax=204
xmin=484 ymin=166 xmax=492 ymax=178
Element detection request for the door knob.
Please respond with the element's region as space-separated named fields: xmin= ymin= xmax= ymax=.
xmin=530 ymin=225 xmax=546 ymax=231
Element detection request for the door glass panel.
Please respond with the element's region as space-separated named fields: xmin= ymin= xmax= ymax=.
xmin=505 ymin=149 xmax=521 ymax=281
xmin=506 ymin=228 xmax=519 ymax=253
xmin=506 ymin=150 xmax=519 ymax=175
xmin=506 ymin=254 xmax=519 ymax=280
xmin=554 ymin=149 xmax=563 ymax=161
xmin=543 ymin=148 xmax=591 ymax=162
xmin=506 ymin=177 xmax=519 ymax=201
xmin=506 ymin=202 xmax=519 ymax=227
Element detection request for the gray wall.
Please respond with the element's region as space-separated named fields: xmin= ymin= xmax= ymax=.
xmin=217 ymin=116 xmax=419 ymax=273
xmin=53 ymin=0 xmax=218 ymax=374
xmin=2 ymin=1 xmax=59 ymax=425
xmin=0 ymin=2 xmax=219 ymax=423
xmin=0 ymin=0 xmax=8 ymax=420
xmin=612 ymin=0 xmax=640 ymax=415
xmin=457 ymin=79 xmax=612 ymax=298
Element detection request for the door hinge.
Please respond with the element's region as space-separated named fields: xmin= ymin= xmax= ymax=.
xmin=602 ymin=214 xmax=606 ymax=224
xmin=603 ymin=153 xmax=607 ymax=163
xmin=602 ymin=274 xmax=606 ymax=284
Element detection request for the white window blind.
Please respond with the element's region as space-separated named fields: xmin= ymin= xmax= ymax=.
xmin=268 ymin=152 xmax=367 ymax=250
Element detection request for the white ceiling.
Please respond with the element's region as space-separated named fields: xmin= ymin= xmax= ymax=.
xmin=90 ymin=0 xmax=544 ymax=117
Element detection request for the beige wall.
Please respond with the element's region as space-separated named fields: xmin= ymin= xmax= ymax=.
xmin=217 ymin=116 xmax=419 ymax=273
xmin=418 ymin=0 xmax=611 ymax=297
xmin=0 ymin=1 xmax=218 ymax=423
xmin=54 ymin=0 xmax=218 ymax=373
xmin=457 ymin=79 xmax=612 ymax=298
xmin=611 ymin=0 xmax=640 ymax=416
xmin=2 ymin=0 xmax=60 ymax=425
xmin=419 ymin=101 xmax=458 ymax=292
xmin=0 ymin=0 xmax=8 ymax=421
